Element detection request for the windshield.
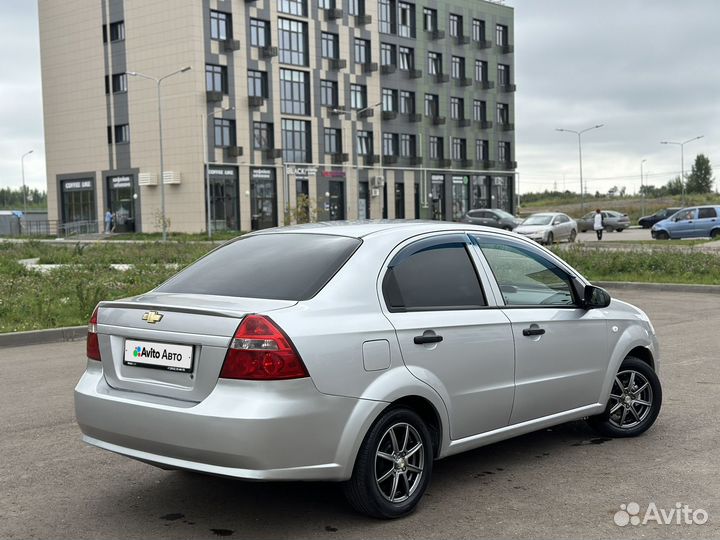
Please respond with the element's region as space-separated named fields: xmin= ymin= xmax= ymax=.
xmin=494 ymin=209 xmax=515 ymax=220
xmin=522 ymin=215 xmax=553 ymax=226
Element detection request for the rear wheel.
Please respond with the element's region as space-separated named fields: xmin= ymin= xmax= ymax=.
xmin=588 ymin=356 xmax=662 ymax=438
xmin=616 ymin=228 xmax=624 ymax=232
xmin=711 ymin=229 xmax=720 ymax=240
xmin=343 ymin=407 xmax=433 ymax=519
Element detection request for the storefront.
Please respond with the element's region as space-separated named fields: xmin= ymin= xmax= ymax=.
xmin=430 ymin=174 xmax=445 ymax=221
xmin=317 ymin=170 xmax=345 ymax=221
xmin=60 ymin=177 xmax=96 ymax=227
xmin=492 ymin=176 xmax=512 ymax=212
xmin=208 ymin=166 xmax=240 ymax=231
xmin=451 ymin=175 xmax=470 ymax=221
xmin=250 ymin=167 xmax=277 ymax=230
xmin=106 ymin=175 xmax=136 ymax=232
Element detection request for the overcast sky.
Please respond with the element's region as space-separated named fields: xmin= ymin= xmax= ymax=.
xmin=0 ymin=0 xmax=718 ymax=195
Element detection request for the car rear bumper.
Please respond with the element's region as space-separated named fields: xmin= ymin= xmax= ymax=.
xmin=75 ymin=362 xmax=378 ymax=481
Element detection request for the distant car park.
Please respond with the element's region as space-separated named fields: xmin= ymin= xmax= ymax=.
xmin=513 ymin=212 xmax=577 ymax=245
xmin=651 ymin=205 xmax=720 ymax=240
xmin=638 ymin=208 xmax=680 ymax=229
xmin=577 ymin=210 xmax=630 ymax=233
xmin=460 ymin=208 xmax=522 ymax=230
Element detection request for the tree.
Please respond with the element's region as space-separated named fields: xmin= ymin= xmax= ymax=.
xmin=685 ymin=154 xmax=714 ymax=194
xmin=665 ymin=176 xmax=684 ymax=196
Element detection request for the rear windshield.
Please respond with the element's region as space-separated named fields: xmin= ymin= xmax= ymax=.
xmin=156 ymin=233 xmax=361 ymax=300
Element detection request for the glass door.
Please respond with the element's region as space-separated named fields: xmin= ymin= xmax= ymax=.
xmin=328 ymin=180 xmax=345 ymax=221
xmin=251 ymin=172 xmax=277 ymax=230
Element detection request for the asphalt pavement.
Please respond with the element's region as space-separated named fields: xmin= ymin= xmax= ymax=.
xmin=1 ymin=288 xmax=718 ymax=539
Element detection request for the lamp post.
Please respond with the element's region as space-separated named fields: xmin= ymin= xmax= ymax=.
xmin=202 ymin=106 xmax=234 ymax=240
xmin=556 ymin=124 xmax=604 ymax=214
xmin=640 ymin=159 xmax=647 ymax=217
xmin=20 ymin=150 xmax=33 ymax=215
xmin=128 ymin=66 xmax=192 ymax=241
xmin=660 ymin=135 xmax=703 ymax=207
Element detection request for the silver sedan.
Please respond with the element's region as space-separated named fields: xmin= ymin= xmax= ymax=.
xmin=75 ymin=222 xmax=662 ymax=518
xmin=513 ymin=212 xmax=578 ymax=244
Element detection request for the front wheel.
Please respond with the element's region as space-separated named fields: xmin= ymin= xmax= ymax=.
xmin=655 ymin=231 xmax=670 ymax=240
xmin=343 ymin=407 xmax=434 ymax=519
xmin=588 ymin=356 xmax=662 ymax=438
xmin=569 ymin=230 xmax=577 ymax=243
xmin=545 ymin=232 xmax=554 ymax=245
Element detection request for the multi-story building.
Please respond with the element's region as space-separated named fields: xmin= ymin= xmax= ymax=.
xmin=39 ymin=0 xmax=515 ymax=233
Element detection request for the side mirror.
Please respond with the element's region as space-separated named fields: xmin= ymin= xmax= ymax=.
xmin=584 ymin=285 xmax=611 ymax=309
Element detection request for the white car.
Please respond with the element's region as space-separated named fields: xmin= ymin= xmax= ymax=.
xmin=514 ymin=212 xmax=578 ymax=244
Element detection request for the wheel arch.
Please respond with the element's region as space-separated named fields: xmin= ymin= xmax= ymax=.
xmin=389 ymin=395 xmax=443 ymax=458
xmin=627 ymin=345 xmax=655 ymax=371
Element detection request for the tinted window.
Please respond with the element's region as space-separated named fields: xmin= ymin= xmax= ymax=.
xmin=157 ymin=234 xmax=361 ymax=300
xmin=473 ymin=236 xmax=576 ymax=306
xmin=383 ymin=238 xmax=486 ymax=311
xmin=698 ymin=208 xmax=717 ymax=219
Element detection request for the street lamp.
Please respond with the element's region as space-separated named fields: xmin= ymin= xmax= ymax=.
xmin=556 ymin=124 xmax=604 ymax=214
xmin=660 ymin=135 xmax=703 ymax=207
xmin=20 ymin=150 xmax=33 ymax=215
xmin=640 ymin=159 xmax=647 ymax=217
xmin=202 ymin=106 xmax=234 ymax=240
xmin=128 ymin=66 xmax=192 ymax=241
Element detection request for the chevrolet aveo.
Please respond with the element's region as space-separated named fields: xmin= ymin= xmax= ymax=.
xmin=75 ymin=222 xmax=662 ymax=518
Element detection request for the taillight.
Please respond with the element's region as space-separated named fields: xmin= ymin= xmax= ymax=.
xmin=87 ymin=306 xmax=101 ymax=361
xmin=220 ymin=315 xmax=308 ymax=380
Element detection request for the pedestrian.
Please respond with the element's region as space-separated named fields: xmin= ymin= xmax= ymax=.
xmin=593 ymin=208 xmax=604 ymax=241
xmin=104 ymin=209 xmax=113 ymax=234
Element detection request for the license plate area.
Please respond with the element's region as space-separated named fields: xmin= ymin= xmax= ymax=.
xmin=123 ymin=339 xmax=194 ymax=373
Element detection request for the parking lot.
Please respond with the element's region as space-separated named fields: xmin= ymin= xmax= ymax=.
xmin=576 ymin=227 xmax=651 ymax=242
xmin=1 ymin=288 xmax=718 ymax=539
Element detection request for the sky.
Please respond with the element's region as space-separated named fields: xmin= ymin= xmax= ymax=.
xmin=0 ymin=0 xmax=718 ymax=195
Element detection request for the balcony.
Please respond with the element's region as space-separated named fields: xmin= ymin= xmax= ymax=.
xmin=206 ymin=90 xmax=224 ymax=103
xmin=478 ymin=80 xmax=495 ymax=90
xmin=362 ymin=62 xmax=378 ymax=74
xmin=324 ymin=8 xmax=343 ymax=21
xmin=476 ymin=39 xmax=492 ymax=50
xmin=264 ymin=149 xmax=282 ymax=160
xmin=382 ymin=155 xmax=399 ymax=165
xmin=363 ymin=154 xmax=380 ymax=165
xmin=222 ymin=39 xmax=240 ymax=52
xmin=358 ymin=107 xmax=374 ymax=119
xmin=431 ymin=116 xmax=446 ymax=125
xmin=224 ymin=146 xmax=244 ymax=158
xmin=261 ymin=45 xmax=278 ymax=59
xmin=408 ymin=156 xmax=423 ymax=166
xmin=429 ymin=29 xmax=445 ymax=40
xmin=499 ymin=83 xmax=517 ymax=93
xmin=458 ymin=77 xmax=473 ymax=87
xmin=456 ymin=118 xmax=471 ymax=128
xmin=248 ymin=96 xmax=265 ymax=108
xmin=381 ymin=64 xmax=397 ymax=75
xmin=355 ymin=14 xmax=372 ymax=25
xmin=434 ymin=73 xmax=449 ymax=83
xmin=455 ymin=159 xmax=474 ymax=169
xmin=499 ymin=122 xmax=515 ymax=132
xmin=408 ymin=69 xmax=423 ymax=79
xmin=500 ymin=160 xmax=518 ymax=170
xmin=327 ymin=105 xmax=346 ymax=116
xmin=479 ymin=159 xmax=496 ymax=169
xmin=331 ymin=152 xmax=349 ymax=164
xmin=475 ymin=120 xmax=493 ymax=130
xmin=405 ymin=113 xmax=422 ymax=123
xmin=456 ymin=35 xmax=470 ymax=45
xmin=329 ymin=58 xmax=347 ymax=70
xmin=381 ymin=111 xmax=398 ymax=120
xmin=500 ymin=44 xmax=514 ymax=54
xmin=433 ymin=158 xmax=451 ymax=168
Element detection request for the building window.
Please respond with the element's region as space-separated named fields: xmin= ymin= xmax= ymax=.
xmin=280 ymin=69 xmax=310 ymax=115
xmin=498 ymin=141 xmax=511 ymax=162
xmin=206 ymin=64 xmax=228 ymax=93
xmin=383 ymin=132 xmax=399 ymax=156
xmin=497 ymin=103 xmax=510 ymax=125
xmin=324 ymin=128 xmax=342 ymax=154
xmin=429 ymin=136 xmax=443 ymax=160
xmin=350 ymin=84 xmax=367 ymax=109
xmin=498 ymin=63 xmax=511 ymax=85
xmin=381 ymin=43 xmax=396 ymax=66
xmin=349 ymin=0 xmax=366 ymax=15
xmin=379 ymin=0 xmax=396 ymax=34
xmin=423 ymin=8 xmax=437 ymax=31
xmin=475 ymin=59 xmax=488 ymax=82
xmin=278 ymin=18 xmax=308 ymax=66
xmin=472 ymin=19 xmax=485 ymax=42
xmin=104 ymin=21 xmax=125 ymax=43
xmin=424 ymin=93 xmax=439 ymax=116
xmin=382 ymin=88 xmax=398 ymax=112
xmin=106 ymin=73 xmax=127 ymax=93
xmin=248 ymin=70 xmax=268 ymax=98
xmin=451 ymin=56 xmax=465 ymax=79
xmin=250 ymin=18 xmax=270 ymax=47
xmin=319 ymin=0 xmax=335 ymax=8
xmin=214 ymin=118 xmax=236 ymax=147
xmin=320 ymin=79 xmax=338 ymax=107
xmin=449 ymin=13 xmax=462 ymax=37
xmin=473 ymin=99 xmax=487 ymax=121
xmin=428 ymin=51 xmax=441 ymax=75
xmin=253 ymin=122 xmax=274 ymax=150
xmin=108 ymin=124 xmax=130 ymax=144
xmin=496 ymin=24 xmax=509 ymax=46
xmin=450 ymin=97 xmax=464 ymax=120
xmin=354 ymin=38 xmax=371 ymax=64
xmin=321 ymin=32 xmax=339 ymax=59
xmin=281 ymin=119 xmax=311 ymax=163
xmin=398 ymin=2 xmax=415 ymax=38
xmin=399 ymin=90 xmax=414 ymax=114
xmin=210 ymin=10 xmax=231 ymax=40
xmin=400 ymin=134 xmax=416 ymax=157
xmin=357 ymin=131 xmax=373 ymax=155
xmin=278 ymin=0 xmax=307 ymax=17
xmin=476 ymin=139 xmax=489 ymax=161
xmin=399 ymin=46 xmax=414 ymax=70
xmin=452 ymin=137 xmax=466 ymax=160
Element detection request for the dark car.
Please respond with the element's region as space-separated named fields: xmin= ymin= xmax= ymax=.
xmin=460 ymin=208 xmax=522 ymax=230
xmin=577 ymin=210 xmax=630 ymax=233
xmin=638 ymin=208 xmax=681 ymax=229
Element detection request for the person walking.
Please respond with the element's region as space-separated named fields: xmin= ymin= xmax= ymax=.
xmin=104 ymin=209 xmax=113 ymax=234
xmin=593 ymin=208 xmax=604 ymax=241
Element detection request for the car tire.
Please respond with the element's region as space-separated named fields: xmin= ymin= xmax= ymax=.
xmin=616 ymin=228 xmax=624 ymax=233
xmin=569 ymin=230 xmax=577 ymax=243
xmin=655 ymin=231 xmax=670 ymax=240
xmin=604 ymin=225 xmax=614 ymax=232
xmin=711 ymin=229 xmax=720 ymax=240
xmin=343 ymin=407 xmax=434 ymax=519
xmin=588 ymin=356 xmax=662 ymax=438
xmin=546 ymin=232 xmax=554 ymax=245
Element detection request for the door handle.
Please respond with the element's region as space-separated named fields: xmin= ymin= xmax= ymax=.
xmin=522 ymin=327 xmax=545 ymax=337
xmin=414 ymin=335 xmax=443 ymax=345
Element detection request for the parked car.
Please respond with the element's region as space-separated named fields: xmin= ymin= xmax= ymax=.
xmin=513 ymin=212 xmax=577 ymax=244
xmin=75 ymin=222 xmax=662 ymax=519
xmin=651 ymin=205 xmax=720 ymax=240
xmin=460 ymin=208 xmax=522 ymax=230
xmin=577 ymin=210 xmax=630 ymax=232
xmin=638 ymin=208 xmax=680 ymax=229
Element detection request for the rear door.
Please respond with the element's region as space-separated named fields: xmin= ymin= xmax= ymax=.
xmin=381 ymin=233 xmax=515 ymax=440
xmin=696 ymin=207 xmax=718 ymax=237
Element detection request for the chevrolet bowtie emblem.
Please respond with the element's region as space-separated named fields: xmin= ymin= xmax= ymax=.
xmin=142 ymin=311 xmax=163 ymax=324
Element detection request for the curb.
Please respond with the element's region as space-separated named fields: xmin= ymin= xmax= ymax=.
xmin=0 ymin=326 xmax=86 ymax=349
xmin=596 ymin=281 xmax=720 ymax=295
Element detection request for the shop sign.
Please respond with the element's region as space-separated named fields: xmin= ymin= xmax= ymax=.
xmin=110 ymin=176 xmax=132 ymax=189
xmin=62 ymin=179 xmax=93 ymax=191
xmin=288 ymin=166 xmax=317 ymax=177
xmin=209 ymin=167 xmax=237 ymax=177
xmin=252 ymin=168 xmax=274 ymax=180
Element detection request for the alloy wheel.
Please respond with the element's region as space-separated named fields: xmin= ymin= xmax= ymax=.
xmin=374 ymin=423 xmax=425 ymax=503
xmin=607 ymin=370 xmax=654 ymax=429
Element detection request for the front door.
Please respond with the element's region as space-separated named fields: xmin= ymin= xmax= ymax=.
xmin=668 ymin=208 xmax=697 ymax=238
xmin=430 ymin=176 xmax=445 ymax=221
xmin=208 ymin=169 xmax=240 ymax=232
xmin=107 ymin=176 xmax=135 ymax=232
xmin=381 ymin=234 xmax=515 ymax=440
xmin=473 ymin=234 xmax=609 ymax=424
xmin=251 ymin=171 xmax=277 ymax=230
xmin=328 ymin=180 xmax=345 ymax=221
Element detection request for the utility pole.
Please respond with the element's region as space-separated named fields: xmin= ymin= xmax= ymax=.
xmin=556 ymin=124 xmax=604 ymax=214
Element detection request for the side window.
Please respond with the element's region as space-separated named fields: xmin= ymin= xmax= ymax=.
xmin=698 ymin=207 xmax=717 ymax=219
xmin=473 ymin=236 xmax=577 ymax=306
xmin=383 ymin=237 xmax=486 ymax=311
